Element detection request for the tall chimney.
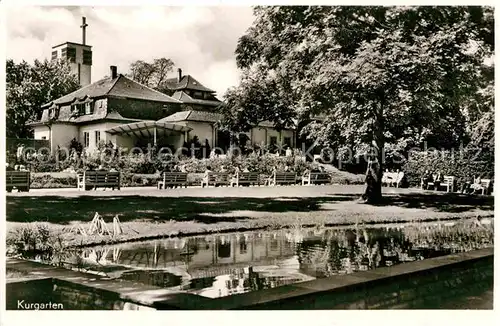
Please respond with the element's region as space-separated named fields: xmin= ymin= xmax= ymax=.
xmin=110 ymin=66 xmax=117 ymax=79
xmin=177 ymin=68 xmax=182 ymax=82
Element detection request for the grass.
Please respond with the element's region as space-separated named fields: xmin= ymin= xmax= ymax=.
xmin=6 ymin=185 xmax=494 ymax=247
xmin=6 ymin=268 xmax=30 ymax=280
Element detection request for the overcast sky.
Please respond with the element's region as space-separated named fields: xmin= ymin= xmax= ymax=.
xmin=5 ymin=6 xmax=256 ymax=97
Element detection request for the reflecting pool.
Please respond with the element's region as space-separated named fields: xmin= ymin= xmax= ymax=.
xmin=22 ymin=220 xmax=494 ymax=298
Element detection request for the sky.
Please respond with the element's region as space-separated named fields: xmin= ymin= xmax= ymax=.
xmin=5 ymin=6 xmax=256 ymax=97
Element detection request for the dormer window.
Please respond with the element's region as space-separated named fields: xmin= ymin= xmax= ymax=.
xmin=85 ymin=102 xmax=93 ymax=115
xmin=71 ymin=102 xmax=93 ymax=116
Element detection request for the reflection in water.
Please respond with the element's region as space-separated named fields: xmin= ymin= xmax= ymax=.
xmin=27 ymin=221 xmax=493 ymax=298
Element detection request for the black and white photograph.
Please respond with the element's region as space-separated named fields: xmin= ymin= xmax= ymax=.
xmin=1 ymin=1 xmax=495 ymax=316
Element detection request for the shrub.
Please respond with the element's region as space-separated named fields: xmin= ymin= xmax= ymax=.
xmin=26 ymin=151 xmax=368 ymax=188
xmin=6 ymin=223 xmax=64 ymax=257
xmin=121 ymin=173 xmax=160 ymax=187
xmin=402 ymin=148 xmax=494 ymax=187
xmin=69 ymin=138 xmax=84 ymax=155
xmin=30 ymin=173 xmax=77 ymax=188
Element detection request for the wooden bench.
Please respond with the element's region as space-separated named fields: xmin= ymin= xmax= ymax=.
xmin=77 ymin=171 xmax=121 ymax=191
xmin=157 ymin=172 xmax=188 ymax=189
xmin=268 ymin=172 xmax=296 ymax=186
xmin=230 ymin=172 xmax=260 ymax=187
xmin=383 ymin=172 xmax=404 ymax=188
xmin=422 ymin=175 xmax=455 ymax=192
xmin=201 ymin=172 xmax=231 ymax=187
xmin=478 ymin=179 xmax=492 ymax=195
xmin=302 ymin=172 xmax=331 ymax=186
xmin=6 ymin=171 xmax=30 ymax=192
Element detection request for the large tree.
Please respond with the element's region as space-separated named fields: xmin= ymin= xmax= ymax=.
xmin=229 ymin=6 xmax=494 ymax=203
xmin=220 ymin=67 xmax=296 ymax=133
xmin=127 ymin=57 xmax=175 ymax=91
xmin=6 ymin=59 xmax=80 ymax=139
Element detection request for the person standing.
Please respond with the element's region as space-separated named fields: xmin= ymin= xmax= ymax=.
xmin=361 ymin=157 xmax=380 ymax=203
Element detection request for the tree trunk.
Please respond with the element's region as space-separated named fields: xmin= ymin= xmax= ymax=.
xmin=363 ymin=96 xmax=385 ymax=204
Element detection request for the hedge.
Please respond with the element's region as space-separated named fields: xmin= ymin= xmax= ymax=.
xmin=402 ymin=149 xmax=494 ymax=187
xmin=22 ymin=151 xmax=366 ymax=188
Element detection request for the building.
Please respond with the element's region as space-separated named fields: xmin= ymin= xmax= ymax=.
xmin=29 ymin=65 xmax=296 ymax=154
xmin=29 ymin=66 xmax=187 ymax=153
xmin=52 ymin=41 xmax=92 ymax=87
xmin=51 ymin=17 xmax=92 ymax=87
xmin=28 ymin=16 xmax=296 ymax=154
xmin=160 ymin=68 xmax=296 ymax=151
xmin=165 ymin=68 xmax=222 ymax=112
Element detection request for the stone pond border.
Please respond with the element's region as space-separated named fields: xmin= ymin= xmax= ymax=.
xmin=6 ymin=247 xmax=493 ymax=310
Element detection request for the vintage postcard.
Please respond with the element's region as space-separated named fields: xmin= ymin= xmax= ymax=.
xmin=1 ymin=1 xmax=495 ymax=324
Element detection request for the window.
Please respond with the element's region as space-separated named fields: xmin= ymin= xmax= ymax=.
xmin=66 ymin=47 xmax=76 ymax=63
xmin=284 ymin=137 xmax=292 ymax=148
xmin=270 ymin=136 xmax=278 ymax=146
xmin=85 ymin=102 xmax=93 ymax=115
xmin=83 ymin=132 xmax=90 ymax=148
xmin=218 ymin=242 xmax=231 ymax=258
xmin=83 ymin=50 xmax=92 ymax=65
xmin=239 ymin=240 xmax=247 ymax=254
xmin=95 ymin=131 xmax=100 ymax=146
xmin=51 ymin=51 xmax=57 ymax=60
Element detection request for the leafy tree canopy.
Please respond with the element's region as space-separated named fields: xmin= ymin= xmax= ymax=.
xmin=219 ymin=66 xmax=296 ymax=133
xmin=6 ymin=59 xmax=80 ymax=138
xmin=127 ymin=57 xmax=175 ymax=92
xmin=232 ymin=6 xmax=494 ymax=153
xmin=229 ymin=6 xmax=494 ymax=202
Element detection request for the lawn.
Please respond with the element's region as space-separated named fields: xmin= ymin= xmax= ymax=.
xmin=6 ymin=185 xmax=494 ymax=247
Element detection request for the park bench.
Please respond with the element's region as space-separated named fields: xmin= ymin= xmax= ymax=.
xmin=301 ymin=172 xmax=331 ymax=186
xmin=6 ymin=171 xmax=30 ymax=192
xmin=201 ymin=172 xmax=231 ymax=187
xmin=268 ymin=172 xmax=297 ymax=186
xmin=77 ymin=171 xmax=121 ymax=191
xmin=383 ymin=172 xmax=405 ymax=188
xmin=157 ymin=172 xmax=188 ymax=189
xmin=478 ymin=179 xmax=492 ymax=195
xmin=422 ymin=175 xmax=455 ymax=192
xmin=230 ymin=172 xmax=260 ymax=187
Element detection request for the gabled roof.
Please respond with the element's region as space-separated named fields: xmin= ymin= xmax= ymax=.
xmin=165 ymin=75 xmax=215 ymax=93
xmin=43 ymin=74 xmax=181 ymax=108
xmin=171 ymin=91 xmax=222 ymax=107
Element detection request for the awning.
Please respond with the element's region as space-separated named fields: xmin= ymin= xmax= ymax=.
xmin=105 ymin=121 xmax=192 ymax=138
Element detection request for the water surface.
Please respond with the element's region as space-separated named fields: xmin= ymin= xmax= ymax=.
xmin=30 ymin=221 xmax=495 ymax=298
